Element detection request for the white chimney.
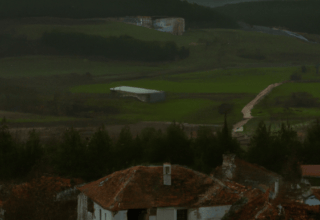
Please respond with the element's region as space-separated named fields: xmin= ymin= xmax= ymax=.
xmin=222 ymin=154 xmax=236 ymax=180
xmin=273 ymin=179 xmax=279 ymax=199
xmin=163 ymin=163 xmax=171 ymax=185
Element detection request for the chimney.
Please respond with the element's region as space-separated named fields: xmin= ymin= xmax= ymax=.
xmin=273 ymin=178 xmax=279 ymax=199
xmin=222 ymin=154 xmax=236 ymax=180
xmin=163 ymin=163 xmax=171 ymax=185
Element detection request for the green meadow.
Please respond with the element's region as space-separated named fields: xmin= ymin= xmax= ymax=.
xmin=250 ymin=81 xmax=320 ymax=132
xmin=2 ymin=21 xmax=320 ymax=79
xmin=70 ymin=66 xmax=296 ymax=94
xmin=0 ymin=56 xmax=166 ymax=78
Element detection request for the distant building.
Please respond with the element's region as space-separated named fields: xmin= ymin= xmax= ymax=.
xmin=153 ymin=17 xmax=185 ymax=35
xmin=110 ymin=86 xmax=165 ymax=103
xmin=119 ymin=16 xmax=185 ymax=35
xmin=301 ymin=165 xmax=320 ymax=186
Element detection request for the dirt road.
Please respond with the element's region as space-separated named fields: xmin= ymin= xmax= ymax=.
xmin=232 ymin=82 xmax=283 ymax=134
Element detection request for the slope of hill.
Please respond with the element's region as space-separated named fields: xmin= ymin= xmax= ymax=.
xmin=214 ymin=0 xmax=320 ymax=35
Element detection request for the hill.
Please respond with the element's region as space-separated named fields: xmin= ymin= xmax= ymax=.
xmin=214 ymin=0 xmax=320 ymax=35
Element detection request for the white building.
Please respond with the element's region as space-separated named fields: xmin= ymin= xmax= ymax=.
xmin=110 ymin=86 xmax=165 ymax=103
xmin=77 ymin=163 xmax=250 ymax=220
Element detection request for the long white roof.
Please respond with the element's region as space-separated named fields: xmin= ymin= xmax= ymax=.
xmin=110 ymin=86 xmax=163 ymax=94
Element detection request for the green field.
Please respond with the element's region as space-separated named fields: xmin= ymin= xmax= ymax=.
xmin=1 ymin=21 xmax=320 ymax=79
xmin=69 ymin=66 xmax=298 ymax=94
xmin=0 ymin=56 xmax=166 ymax=78
xmin=251 ymin=81 xmax=320 ymax=125
xmin=69 ymin=66 xmax=302 ymax=124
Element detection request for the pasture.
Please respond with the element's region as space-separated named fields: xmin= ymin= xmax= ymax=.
xmin=69 ymin=66 xmax=302 ymax=125
xmin=1 ymin=20 xmax=320 ymax=79
xmin=1 ymin=18 xmax=320 ymax=128
xmin=70 ymin=66 xmax=298 ymax=94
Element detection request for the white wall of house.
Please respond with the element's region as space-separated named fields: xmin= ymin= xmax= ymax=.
xmin=78 ymin=193 xmax=88 ymax=220
xmin=93 ymin=202 xmax=114 ymax=220
xmin=79 ymin=195 xmax=232 ymax=220
xmin=188 ymin=206 xmax=232 ymax=220
xmin=113 ymin=210 xmax=128 ymax=220
xmin=157 ymin=207 xmax=176 ymax=220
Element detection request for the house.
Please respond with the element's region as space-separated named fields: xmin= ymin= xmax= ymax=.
xmin=110 ymin=86 xmax=165 ymax=103
xmin=301 ymin=165 xmax=320 ymax=186
xmin=120 ymin=16 xmax=185 ymax=35
xmin=76 ymin=163 xmax=254 ymax=220
xmin=212 ymin=154 xmax=282 ymax=199
xmin=152 ymin=18 xmax=185 ymax=36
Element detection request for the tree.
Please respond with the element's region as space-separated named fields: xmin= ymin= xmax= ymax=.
xmin=20 ymin=129 xmax=43 ymax=176
xmin=301 ymin=118 xmax=320 ymax=164
xmin=55 ymin=127 xmax=86 ymax=177
xmin=218 ymin=103 xmax=234 ymax=121
xmin=290 ymin=72 xmax=301 ymax=81
xmin=215 ymin=111 xmax=243 ymax=157
xmin=0 ymin=117 xmax=20 ymax=179
xmin=192 ymin=126 xmax=223 ymax=174
xmin=272 ymin=122 xmax=302 ymax=174
xmin=86 ymin=125 xmax=113 ymax=179
xmin=246 ymin=120 xmax=274 ymax=168
xmin=247 ymin=120 xmax=302 ymax=174
xmin=114 ymin=125 xmax=135 ymax=170
xmin=164 ymin=121 xmax=193 ymax=167
xmin=139 ymin=127 xmax=166 ymax=165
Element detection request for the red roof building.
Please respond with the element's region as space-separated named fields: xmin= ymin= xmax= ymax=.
xmin=76 ymin=164 xmax=253 ymax=220
xmin=301 ymin=165 xmax=320 ymax=178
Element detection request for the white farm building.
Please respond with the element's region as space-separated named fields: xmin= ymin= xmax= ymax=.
xmin=110 ymin=86 xmax=165 ymax=103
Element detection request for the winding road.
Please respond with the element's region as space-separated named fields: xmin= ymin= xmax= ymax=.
xmin=232 ymin=82 xmax=283 ymax=135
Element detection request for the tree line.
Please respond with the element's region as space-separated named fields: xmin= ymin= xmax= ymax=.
xmin=41 ymin=32 xmax=190 ymax=62
xmin=0 ymin=0 xmax=239 ymax=30
xmin=2 ymin=117 xmax=320 ymax=183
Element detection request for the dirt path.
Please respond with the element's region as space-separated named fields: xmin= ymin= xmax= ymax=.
xmin=232 ymin=82 xmax=284 ymax=134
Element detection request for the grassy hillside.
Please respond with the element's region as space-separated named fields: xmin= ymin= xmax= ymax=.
xmin=250 ymin=65 xmax=320 ymax=131
xmin=215 ymin=0 xmax=320 ymax=34
xmin=0 ymin=0 xmax=239 ymax=29
xmin=1 ymin=19 xmax=320 ymax=126
xmin=1 ymin=21 xmax=320 ymax=78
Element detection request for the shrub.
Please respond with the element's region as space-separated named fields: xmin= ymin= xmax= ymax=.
xmin=290 ymin=72 xmax=302 ymax=81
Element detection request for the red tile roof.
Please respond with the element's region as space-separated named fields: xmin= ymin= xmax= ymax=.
xmin=301 ymin=165 xmax=320 ymax=177
xmin=12 ymin=176 xmax=85 ymax=199
xmin=213 ymin=156 xmax=281 ymax=191
xmin=311 ymin=188 xmax=320 ymax=201
xmin=282 ymin=203 xmax=320 ymax=220
xmin=77 ymin=165 xmax=249 ymax=212
xmin=226 ymin=188 xmax=270 ymax=220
